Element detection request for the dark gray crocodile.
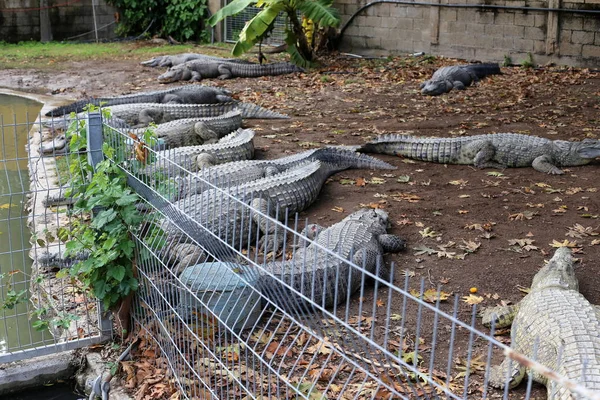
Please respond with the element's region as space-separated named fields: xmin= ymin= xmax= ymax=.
xmin=255 ymin=208 xmax=405 ymax=312
xmin=141 ymin=53 xmax=253 ymax=68
xmin=174 ymin=147 xmax=396 ymax=200
xmin=420 ymin=63 xmax=501 ymax=96
xmin=43 ymin=101 xmax=288 ymax=131
xmin=158 ymin=60 xmax=304 ymax=83
xmin=128 ymin=110 xmax=243 ymax=149
xmin=138 ymin=128 xmax=255 ymax=176
xmin=481 ymin=247 xmax=600 ymax=398
xmin=357 ymin=133 xmax=600 ymax=174
xmin=44 ymin=85 xmax=233 ymax=117
xmin=162 ymin=153 xmax=396 ymax=270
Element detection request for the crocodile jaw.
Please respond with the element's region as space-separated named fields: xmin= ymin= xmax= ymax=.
xmin=576 ymin=139 xmax=600 ymax=159
xmin=530 ymin=247 xmax=578 ymax=291
xmin=158 ymin=68 xmax=184 ymax=83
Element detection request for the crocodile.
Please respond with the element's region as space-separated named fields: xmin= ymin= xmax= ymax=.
xmin=161 ymin=153 xmax=397 ymax=271
xmin=43 ymin=101 xmax=288 ymax=131
xmin=174 ymin=147 xmax=396 ymax=200
xmin=481 ymin=247 xmax=600 ymax=398
xmin=254 ymin=208 xmax=406 ymax=313
xmin=138 ymin=128 xmax=255 ymax=176
xmin=128 ymin=110 xmax=243 ymax=149
xmin=420 ymin=63 xmax=501 ymax=96
xmin=44 ymin=85 xmax=233 ymax=117
xmin=157 ymin=60 xmax=304 ymax=83
xmin=357 ymin=133 xmax=600 ymax=174
xmin=141 ymin=53 xmax=254 ymax=68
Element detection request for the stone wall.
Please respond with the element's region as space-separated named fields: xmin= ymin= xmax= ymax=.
xmin=0 ymin=0 xmax=117 ymax=42
xmin=336 ymin=0 xmax=600 ymax=67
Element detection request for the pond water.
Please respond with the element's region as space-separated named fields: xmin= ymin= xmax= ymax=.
xmin=0 ymin=94 xmax=46 ymax=353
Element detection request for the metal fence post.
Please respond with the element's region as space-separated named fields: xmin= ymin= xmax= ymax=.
xmin=86 ymin=111 xmax=113 ymax=339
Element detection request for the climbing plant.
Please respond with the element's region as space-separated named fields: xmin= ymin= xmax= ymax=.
xmin=56 ymin=106 xmax=157 ymax=313
xmin=208 ymin=0 xmax=340 ymax=67
xmin=107 ymin=0 xmax=210 ymax=42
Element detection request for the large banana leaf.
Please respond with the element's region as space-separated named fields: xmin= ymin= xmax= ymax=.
xmin=232 ymin=3 xmax=285 ymax=56
xmin=284 ymin=30 xmax=313 ymax=68
xmin=208 ymin=0 xmax=257 ymax=26
xmin=297 ymin=0 xmax=340 ymax=27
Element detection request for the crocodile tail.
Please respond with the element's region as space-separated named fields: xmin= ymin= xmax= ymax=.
xmin=236 ymin=102 xmax=289 ymax=119
xmin=45 ymin=98 xmax=102 ymax=116
xmin=355 ymin=134 xmax=414 ymax=152
xmin=467 ymin=63 xmax=502 ymax=78
xmin=313 ymin=147 xmax=397 ymax=170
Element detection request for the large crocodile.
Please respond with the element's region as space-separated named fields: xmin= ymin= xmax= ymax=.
xmin=420 ymin=63 xmax=501 ymax=96
xmin=254 ymin=208 xmax=405 ymax=312
xmin=43 ymin=101 xmax=288 ymax=130
xmin=357 ymin=133 xmax=600 ymax=174
xmin=174 ymin=147 xmax=395 ymax=200
xmin=481 ymin=247 xmax=600 ymax=398
xmin=128 ymin=110 xmax=243 ymax=149
xmin=141 ymin=53 xmax=253 ymax=68
xmin=44 ymin=85 xmax=233 ymax=117
xmin=138 ymin=128 xmax=255 ymax=176
xmin=158 ymin=60 xmax=304 ymax=83
xmin=161 ymin=154 xmax=397 ymax=270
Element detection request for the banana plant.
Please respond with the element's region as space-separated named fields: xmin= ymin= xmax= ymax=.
xmin=208 ymin=0 xmax=340 ymax=67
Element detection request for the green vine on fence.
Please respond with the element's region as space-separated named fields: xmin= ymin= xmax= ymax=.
xmin=56 ymin=106 xmax=157 ymax=312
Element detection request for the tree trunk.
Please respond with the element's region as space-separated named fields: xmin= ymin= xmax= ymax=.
xmin=287 ymin=10 xmax=313 ymax=61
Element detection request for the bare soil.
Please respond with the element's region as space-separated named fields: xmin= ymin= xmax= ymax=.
xmin=3 ymin=44 xmax=599 ymax=398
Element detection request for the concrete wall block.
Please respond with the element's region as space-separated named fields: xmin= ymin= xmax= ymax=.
xmin=504 ymin=25 xmax=525 ymax=37
xmin=583 ymin=18 xmax=600 ymax=31
xmin=484 ymin=24 xmax=505 ymax=36
xmin=441 ymin=8 xmax=458 ymax=22
xmin=513 ymin=38 xmax=535 ymax=51
xmin=513 ymin=12 xmax=535 ymax=27
xmin=475 ymin=11 xmax=495 ymax=24
xmin=571 ymin=30 xmax=595 ymax=45
xmin=532 ymin=39 xmax=547 ymax=54
xmin=358 ymin=26 xmax=375 ymax=36
xmin=381 ymin=37 xmax=405 ymax=51
xmin=533 ymin=14 xmax=547 ymax=28
xmin=493 ymin=36 xmax=515 ymax=49
xmin=582 ymin=44 xmax=600 ymax=57
xmin=494 ymin=11 xmax=515 ymax=25
xmin=596 ymin=32 xmax=600 ymax=45
xmin=344 ymin=25 xmax=360 ymax=36
xmin=406 ymin=7 xmax=424 ymax=19
xmin=524 ymin=26 xmax=546 ymax=40
xmin=365 ymin=36 xmax=382 ymax=49
xmin=559 ymin=41 xmax=583 ymax=56
xmin=464 ymin=23 xmax=485 ymax=35
xmin=389 ymin=5 xmax=408 ymax=17
xmin=375 ymin=3 xmax=391 ymax=17
xmin=372 ymin=27 xmax=392 ymax=38
xmin=560 ymin=29 xmax=573 ymax=43
xmin=363 ymin=16 xmax=380 ymax=27
xmin=447 ymin=21 xmax=467 ymax=33
xmin=398 ymin=17 xmax=416 ymax=30
xmin=561 ymin=16 xmax=584 ymax=30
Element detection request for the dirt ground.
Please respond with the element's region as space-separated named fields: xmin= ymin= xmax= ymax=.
xmin=2 ymin=44 xmax=599 ymax=398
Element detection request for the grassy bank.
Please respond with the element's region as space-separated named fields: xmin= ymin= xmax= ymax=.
xmin=0 ymin=41 xmax=234 ymax=69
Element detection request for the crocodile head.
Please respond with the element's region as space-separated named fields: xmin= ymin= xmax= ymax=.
xmin=158 ymin=65 xmax=189 ymax=83
xmin=349 ymin=208 xmax=391 ymax=230
xmin=530 ymin=247 xmax=578 ymax=291
xmin=553 ymin=138 xmax=600 ymax=166
xmin=574 ymin=138 xmax=600 ymax=159
xmin=420 ymin=80 xmax=453 ymax=96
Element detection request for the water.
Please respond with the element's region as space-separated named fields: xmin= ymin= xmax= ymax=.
xmin=11 ymin=381 xmax=82 ymax=400
xmin=0 ymin=94 xmax=44 ymax=353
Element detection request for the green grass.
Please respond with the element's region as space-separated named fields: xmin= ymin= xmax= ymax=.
xmin=0 ymin=41 xmax=236 ymax=69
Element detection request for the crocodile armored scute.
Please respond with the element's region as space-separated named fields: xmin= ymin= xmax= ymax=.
xmin=420 ymin=63 xmax=501 ymax=96
xmin=139 ymin=128 xmax=255 ymax=176
xmin=254 ymin=209 xmax=405 ymax=312
xmin=158 ymin=60 xmax=304 ymax=83
xmin=358 ymin=133 xmax=600 ymax=174
xmin=141 ymin=53 xmax=254 ymax=68
xmin=44 ymin=85 xmax=233 ymax=117
xmin=128 ymin=110 xmax=243 ymax=148
xmin=481 ymin=247 xmax=600 ymax=398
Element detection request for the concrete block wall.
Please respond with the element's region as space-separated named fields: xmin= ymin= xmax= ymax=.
xmin=337 ymin=0 xmax=600 ymax=67
xmin=0 ymin=0 xmax=117 ymax=42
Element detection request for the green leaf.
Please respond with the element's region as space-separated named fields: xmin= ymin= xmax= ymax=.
xmin=208 ymin=0 xmax=257 ymax=26
xmin=232 ymin=5 xmax=284 ymax=56
xmin=108 ymin=265 xmax=126 ymax=282
xmin=297 ymin=0 xmax=340 ymax=27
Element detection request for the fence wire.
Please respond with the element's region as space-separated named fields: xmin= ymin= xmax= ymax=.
xmin=0 ymin=108 xmax=110 ymax=364
xmin=78 ymin=112 xmax=600 ymax=399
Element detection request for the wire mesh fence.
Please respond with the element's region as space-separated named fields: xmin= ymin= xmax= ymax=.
xmin=0 ymin=101 xmax=110 ymax=363
xmin=55 ymin=108 xmax=599 ymax=399
xmin=223 ymin=0 xmax=289 ymax=45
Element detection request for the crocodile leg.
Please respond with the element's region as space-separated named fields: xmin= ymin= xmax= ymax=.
xmin=189 ymin=71 xmax=202 ymax=82
xmin=481 ymin=304 xmax=519 ymax=328
xmin=378 ymin=234 xmax=405 ymax=253
xmin=196 ymin=153 xmax=218 ymax=169
xmin=352 ymin=244 xmax=389 ymax=281
xmin=452 ymin=81 xmax=466 ymax=90
xmin=251 ymin=198 xmax=285 ymax=252
xmin=531 ymin=154 xmax=564 ymax=175
xmin=470 ymin=140 xmax=506 ymax=170
xmin=488 ymin=357 xmax=526 ymax=389
xmin=195 ymin=122 xmax=219 ymax=144
xmin=217 ymin=64 xmax=234 ymax=80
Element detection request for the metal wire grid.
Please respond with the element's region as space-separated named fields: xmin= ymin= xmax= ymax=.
xmin=0 ymin=113 xmax=109 ymax=363
xmin=223 ymin=0 xmax=289 ymax=45
xmin=95 ymin=117 xmax=600 ymax=400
